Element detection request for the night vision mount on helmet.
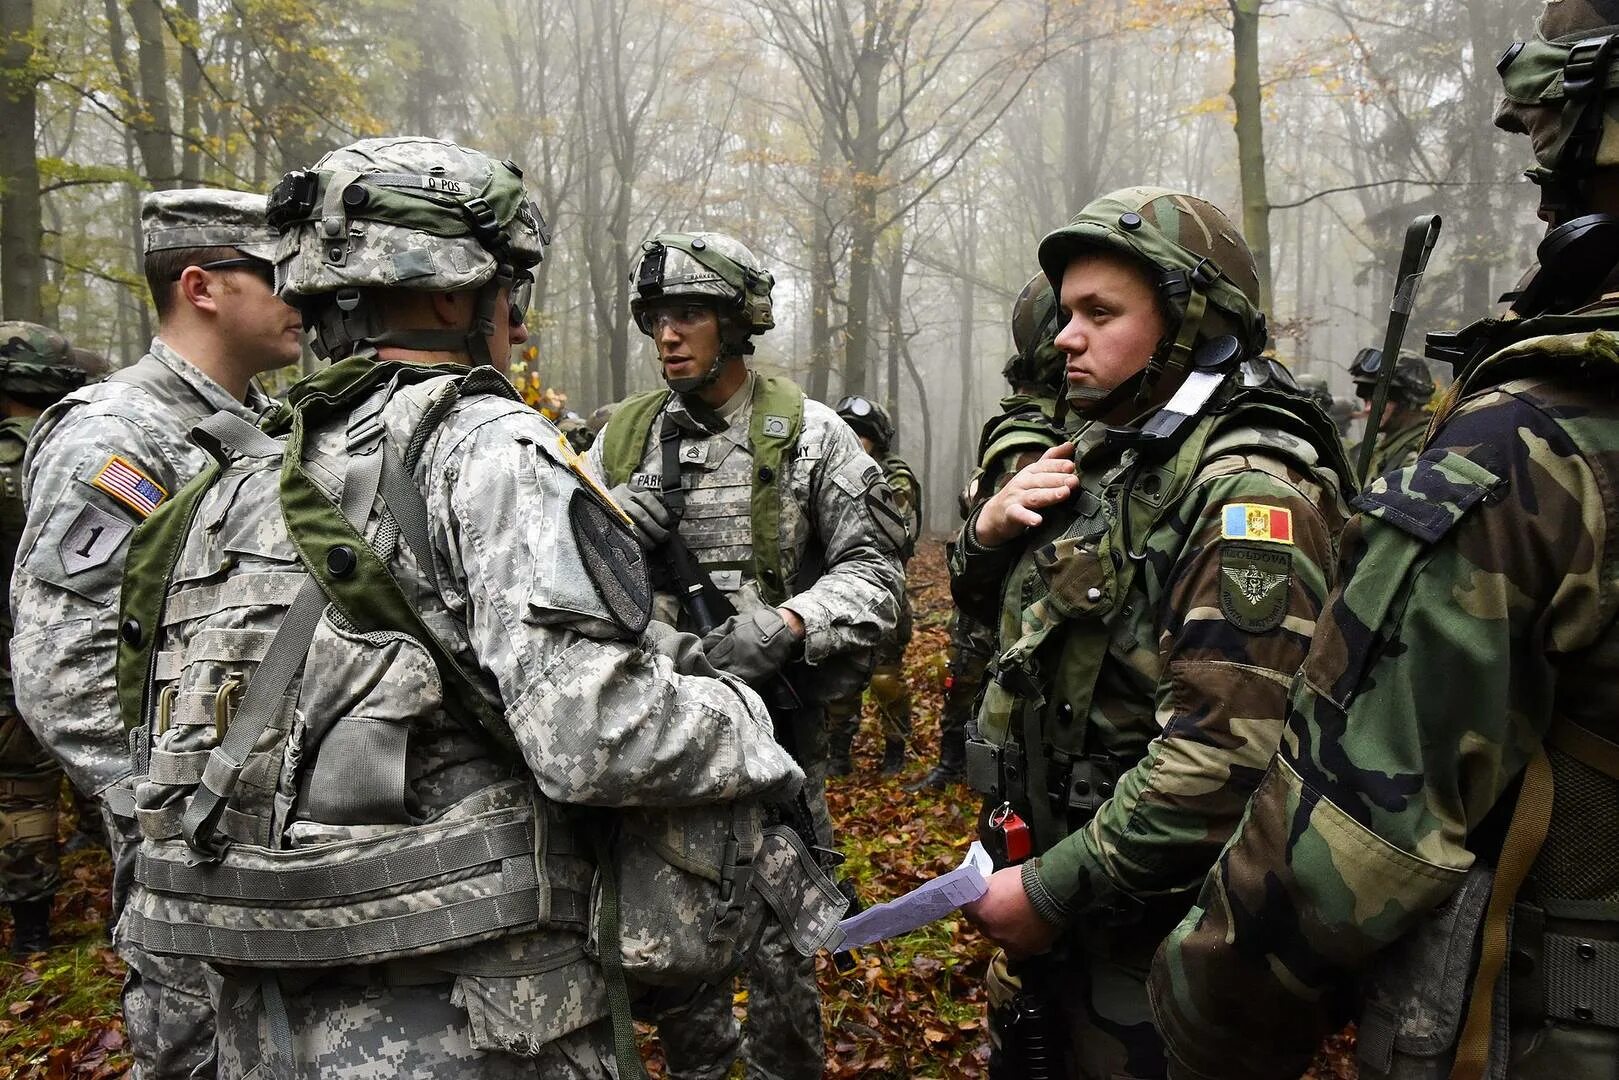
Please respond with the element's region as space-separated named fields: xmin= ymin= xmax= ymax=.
xmin=1036 ymin=187 xmax=1267 ymax=418
xmin=266 ymin=136 xmax=549 ymax=367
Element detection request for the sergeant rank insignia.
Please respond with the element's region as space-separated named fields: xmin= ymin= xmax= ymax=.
xmin=1219 ymin=541 xmax=1292 ymax=633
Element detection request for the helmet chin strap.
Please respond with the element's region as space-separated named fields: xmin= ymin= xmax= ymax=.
xmin=317 ymin=277 xmax=506 ymax=366
xmin=665 ymin=325 xmax=752 ymax=397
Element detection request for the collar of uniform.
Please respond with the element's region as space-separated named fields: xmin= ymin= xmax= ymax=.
xmin=147 ymin=336 xmax=275 ymax=420
xmin=666 ymin=370 xmax=755 ymax=437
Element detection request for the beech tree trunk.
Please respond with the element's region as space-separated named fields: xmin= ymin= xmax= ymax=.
xmin=1230 ymin=0 xmax=1273 ymax=315
xmin=0 ymin=0 xmax=44 ymax=320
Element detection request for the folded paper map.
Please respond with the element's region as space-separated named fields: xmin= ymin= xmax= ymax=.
xmin=835 ymin=841 xmax=995 ymax=951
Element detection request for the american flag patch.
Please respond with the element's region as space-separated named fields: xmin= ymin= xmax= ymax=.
xmin=1221 ymin=503 xmax=1294 ymax=545
xmin=91 ymin=456 xmax=168 ymax=518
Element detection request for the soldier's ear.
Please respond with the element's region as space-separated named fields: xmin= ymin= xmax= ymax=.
xmin=175 ymin=265 xmax=220 ymax=315
xmin=427 ymin=289 xmax=472 ymax=329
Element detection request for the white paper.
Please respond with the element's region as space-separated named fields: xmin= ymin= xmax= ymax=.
xmin=834 ymin=841 xmax=995 ymax=951
xmin=1162 ymin=369 xmax=1225 ymax=416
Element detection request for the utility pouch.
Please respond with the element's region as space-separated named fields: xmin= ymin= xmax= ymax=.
xmin=964 ymin=737 xmax=1011 ymax=799
xmin=1358 ymin=864 xmax=1505 ymax=1079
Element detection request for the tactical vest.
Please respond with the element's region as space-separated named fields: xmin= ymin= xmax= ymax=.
xmin=113 ymin=357 xmax=845 ymax=1076
xmin=599 ymin=376 xmax=805 ymax=605
xmin=964 ymin=384 xmax=1349 ymax=861
xmin=1356 ymin=324 xmax=1619 ymax=1080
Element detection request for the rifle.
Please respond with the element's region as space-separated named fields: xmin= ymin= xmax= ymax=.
xmin=1357 ymin=215 xmax=1442 ymax=487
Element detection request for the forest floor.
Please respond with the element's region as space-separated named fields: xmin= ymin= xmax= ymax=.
xmin=0 ymin=541 xmax=1355 ymax=1078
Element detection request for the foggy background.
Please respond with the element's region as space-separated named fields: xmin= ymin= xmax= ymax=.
xmin=0 ymin=0 xmax=1546 ymax=533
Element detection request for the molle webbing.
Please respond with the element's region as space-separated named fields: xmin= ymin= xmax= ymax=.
xmin=1451 ymin=717 xmax=1619 ymax=1079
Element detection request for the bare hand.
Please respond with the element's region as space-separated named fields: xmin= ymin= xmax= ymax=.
xmin=960 ymin=865 xmax=1062 ymax=958
xmin=973 ymin=442 xmax=1078 ymax=548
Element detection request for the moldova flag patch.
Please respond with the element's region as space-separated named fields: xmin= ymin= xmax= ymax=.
xmin=1221 ymin=503 xmax=1294 ymax=545
xmin=91 ymin=455 xmax=168 ymax=519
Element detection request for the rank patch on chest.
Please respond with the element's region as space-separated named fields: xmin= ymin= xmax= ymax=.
xmin=90 ymin=455 xmax=167 ymax=519
xmin=1220 ymin=503 xmax=1293 ymax=544
xmin=1219 ymin=542 xmax=1292 ymax=634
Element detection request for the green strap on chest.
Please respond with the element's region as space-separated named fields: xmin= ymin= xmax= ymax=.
xmin=598 ymin=389 xmax=672 ymax=489
xmin=600 ymin=378 xmax=804 ymax=605
xmin=746 ymin=376 xmax=804 ymax=606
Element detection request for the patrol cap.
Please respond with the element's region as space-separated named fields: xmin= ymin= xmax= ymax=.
xmin=142 ymin=188 xmax=278 ymax=262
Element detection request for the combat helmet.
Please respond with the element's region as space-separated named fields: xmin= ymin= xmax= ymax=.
xmin=0 ymin=322 xmax=100 ymax=404
xmin=834 ymin=394 xmax=895 ymax=451
xmin=629 ymin=231 xmax=775 ymax=394
xmin=266 ymin=136 xmax=549 ymax=365
xmin=1037 ymin=187 xmax=1265 ymax=411
xmin=1496 ymin=0 xmax=1619 ymax=220
xmin=1350 ymin=347 xmax=1436 ymax=407
xmin=1002 ymin=272 xmax=1065 ymax=393
xmin=1292 ymin=372 xmax=1334 ymax=412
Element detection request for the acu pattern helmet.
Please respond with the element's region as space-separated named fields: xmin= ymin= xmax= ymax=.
xmin=834 ymin=394 xmax=895 ymax=451
xmin=1496 ymin=0 xmax=1619 ymax=219
xmin=630 ymin=231 xmax=775 ymax=339
xmin=267 ymin=136 xmax=549 ymax=365
xmin=1350 ymin=347 xmax=1436 ymax=407
xmin=0 ymin=322 xmax=99 ymax=403
xmin=1037 ymin=187 xmax=1265 ymax=409
xmin=1003 ymin=272 xmax=1066 ymax=393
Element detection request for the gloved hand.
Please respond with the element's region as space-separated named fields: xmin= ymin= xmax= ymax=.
xmin=608 ymin=483 xmax=673 ymax=550
xmin=702 ymin=607 xmax=800 ymax=685
xmin=642 ymin=620 xmax=720 ymax=678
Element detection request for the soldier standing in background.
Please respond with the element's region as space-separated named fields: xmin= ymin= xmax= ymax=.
xmin=11 ymin=189 xmax=301 ymax=1079
xmin=592 ymin=229 xmax=903 ymax=1080
xmin=828 ymin=395 xmax=918 ymax=777
xmin=1347 ymin=347 xmax=1436 ymax=476
xmin=954 ymin=189 xmax=1351 ymax=1079
xmin=0 ymin=323 xmax=103 ymax=955
xmin=911 ymin=273 xmax=1067 ymax=793
xmin=1150 ymin=3 xmax=1619 ymax=1076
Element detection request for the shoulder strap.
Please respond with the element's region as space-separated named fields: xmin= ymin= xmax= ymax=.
xmin=749 ymin=376 xmax=804 ymax=606
xmin=599 ymin=390 xmax=671 ymax=488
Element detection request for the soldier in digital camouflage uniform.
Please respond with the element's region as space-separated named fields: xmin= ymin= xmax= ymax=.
xmin=827 ymin=395 xmax=918 ymax=777
xmin=118 ymin=137 xmax=807 ymax=1080
xmin=911 ymin=273 xmax=1069 ymax=793
xmin=953 ymin=189 xmax=1352 ymax=1079
xmin=1149 ymin=4 xmax=1619 ymax=1078
xmin=1348 ymin=347 xmax=1436 ymax=477
xmin=589 ymin=230 xmax=904 ymax=1080
xmin=0 ymin=323 xmax=102 ymax=955
xmin=10 ymin=188 xmax=300 ymax=1078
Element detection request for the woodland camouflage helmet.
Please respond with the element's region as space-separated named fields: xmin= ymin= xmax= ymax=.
xmin=0 ymin=322 xmax=98 ymax=401
xmin=1495 ymin=0 xmax=1619 ymax=217
xmin=1037 ymin=187 xmax=1265 ymax=408
xmin=834 ymin=394 xmax=895 ymax=451
xmin=1002 ymin=272 xmax=1065 ymax=392
xmin=267 ymin=136 xmax=548 ymax=365
xmin=1350 ymin=347 xmax=1436 ymax=406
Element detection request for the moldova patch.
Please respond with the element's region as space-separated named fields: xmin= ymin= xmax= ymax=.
xmin=90 ymin=456 xmax=167 ymax=519
xmin=1221 ymin=503 xmax=1293 ymax=544
xmin=1219 ymin=543 xmax=1292 ymax=634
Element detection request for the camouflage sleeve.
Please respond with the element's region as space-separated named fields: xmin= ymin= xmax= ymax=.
xmin=780 ymin=406 xmax=903 ymax=666
xmin=11 ymin=412 xmax=184 ymax=798
xmin=428 ymin=402 xmax=803 ymax=809
xmin=1149 ymin=389 xmax=1604 ymax=1080
xmin=1025 ymin=461 xmax=1339 ymax=920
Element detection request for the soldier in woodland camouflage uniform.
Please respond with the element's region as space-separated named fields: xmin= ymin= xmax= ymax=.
xmin=589 ymin=230 xmax=903 ymax=1080
xmin=1150 ymin=4 xmax=1619 ymax=1078
xmin=827 ymin=395 xmax=918 ymax=776
xmin=117 ymin=138 xmax=806 ymax=1080
xmin=1293 ymin=371 xmax=1356 ymax=444
xmin=1348 ymin=347 xmax=1436 ymax=477
xmin=11 ymin=189 xmax=300 ymax=1078
xmin=953 ymin=189 xmax=1351 ymax=1079
xmin=912 ymin=274 xmax=1069 ymax=793
xmin=0 ymin=323 xmax=101 ymax=955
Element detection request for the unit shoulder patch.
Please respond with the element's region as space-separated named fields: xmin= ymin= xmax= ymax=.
xmin=1220 ymin=502 xmax=1294 ymax=545
xmin=90 ymin=455 xmax=168 ymax=519
xmin=1218 ymin=542 xmax=1292 ymax=634
xmin=569 ymin=489 xmax=652 ymax=635
xmin=58 ymin=502 xmax=134 ymax=575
